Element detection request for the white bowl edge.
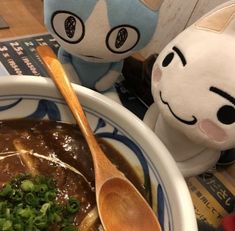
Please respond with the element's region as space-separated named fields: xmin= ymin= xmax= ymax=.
xmin=0 ymin=75 xmax=198 ymax=231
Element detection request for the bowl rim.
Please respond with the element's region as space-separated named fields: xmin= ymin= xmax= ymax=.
xmin=0 ymin=75 xmax=198 ymax=231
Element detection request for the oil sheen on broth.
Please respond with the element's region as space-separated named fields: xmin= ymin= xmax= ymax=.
xmin=0 ymin=119 xmax=147 ymax=230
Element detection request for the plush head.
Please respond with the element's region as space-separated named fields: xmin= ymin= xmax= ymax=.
xmin=151 ymin=1 xmax=235 ymax=151
xmin=44 ymin=0 xmax=163 ymax=63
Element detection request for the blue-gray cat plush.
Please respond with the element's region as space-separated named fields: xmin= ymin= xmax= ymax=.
xmin=44 ymin=0 xmax=163 ymax=92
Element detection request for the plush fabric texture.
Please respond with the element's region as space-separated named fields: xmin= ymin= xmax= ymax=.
xmin=44 ymin=0 xmax=162 ymax=91
xmin=144 ymin=0 xmax=235 ymax=176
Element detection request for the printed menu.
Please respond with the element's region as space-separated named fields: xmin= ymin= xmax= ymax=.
xmin=0 ymin=33 xmax=59 ymax=77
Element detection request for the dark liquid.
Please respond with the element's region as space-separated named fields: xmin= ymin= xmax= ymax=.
xmin=0 ymin=119 xmax=146 ymax=230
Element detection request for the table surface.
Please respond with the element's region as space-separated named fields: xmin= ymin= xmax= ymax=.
xmin=0 ymin=0 xmax=46 ymax=39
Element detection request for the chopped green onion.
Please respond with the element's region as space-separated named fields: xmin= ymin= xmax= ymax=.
xmin=44 ymin=191 xmax=56 ymax=202
xmin=0 ymin=184 xmax=12 ymax=197
xmin=21 ymin=180 xmax=34 ymax=192
xmin=40 ymin=202 xmax=51 ymax=215
xmin=10 ymin=190 xmax=23 ymax=201
xmin=67 ymin=197 xmax=80 ymax=214
xmin=13 ymin=223 xmax=24 ymax=230
xmin=17 ymin=207 xmax=35 ymax=218
xmin=25 ymin=192 xmax=38 ymax=206
xmin=0 ymin=174 xmax=80 ymax=230
xmin=0 ymin=218 xmax=12 ymax=231
xmin=35 ymin=184 xmax=48 ymax=194
xmin=33 ymin=215 xmax=48 ymax=229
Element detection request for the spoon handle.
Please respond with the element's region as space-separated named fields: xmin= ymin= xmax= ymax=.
xmin=36 ymin=45 xmax=162 ymax=231
xmin=36 ymin=46 xmax=90 ymax=135
xmin=36 ymin=45 xmax=121 ymax=180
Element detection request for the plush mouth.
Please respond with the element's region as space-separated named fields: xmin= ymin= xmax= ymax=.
xmin=80 ymin=54 xmax=103 ymax=60
xmin=159 ymin=91 xmax=197 ymax=125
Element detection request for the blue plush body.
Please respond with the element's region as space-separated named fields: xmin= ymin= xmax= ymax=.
xmin=44 ymin=0 xmax=162 ymax=91
xmin=58 ymin=48 xmax=123 ymax=89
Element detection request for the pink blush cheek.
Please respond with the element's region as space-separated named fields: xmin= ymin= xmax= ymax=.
xmin=152 ymin=66 xmax=162 ymax=82
xmin=199 ymin=119 xmax=227 ymax=143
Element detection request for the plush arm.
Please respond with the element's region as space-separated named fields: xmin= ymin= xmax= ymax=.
xmin=95 ymin=61 xmax=123 ymax=92
xmin=57 ymin=48 xmax=81 ymax=84
xmin=95 ymin=70 xmax=121 ymax=92
xmin=143 ymin=102 xmax=160 ymax=130
xmin=62 ymin=62 xmax=81 ymax=85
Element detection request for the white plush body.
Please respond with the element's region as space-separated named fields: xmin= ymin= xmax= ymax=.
xmin=144 ymin=1 xmax=235 ymax=176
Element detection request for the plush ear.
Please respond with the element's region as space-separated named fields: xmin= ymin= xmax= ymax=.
xmin=140 ymin=0 xmax=163 ymax=11
xmin=195 ymin=3 xmax=235 ymax=32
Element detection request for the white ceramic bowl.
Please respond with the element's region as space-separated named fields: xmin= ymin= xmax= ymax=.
xmin=0 ymin=75 xmax=197 ymax=231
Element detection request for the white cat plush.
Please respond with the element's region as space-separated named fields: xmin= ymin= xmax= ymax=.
xmin=144 ymin=0 xmax=235 ymax=177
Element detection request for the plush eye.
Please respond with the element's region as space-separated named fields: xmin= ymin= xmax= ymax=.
xmin=217 ymin=105 xmax=235 ymax=125
xmin=106 ymin=25 xmax=140 ymax=54
xmin=162 ymin=52 xmax=174 ymax=67
xmin=51 ymin=11 xmax=85 ymax=44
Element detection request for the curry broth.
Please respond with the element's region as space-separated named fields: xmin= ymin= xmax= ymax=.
xmin=0 ymin=119 xmax=146 ymax=230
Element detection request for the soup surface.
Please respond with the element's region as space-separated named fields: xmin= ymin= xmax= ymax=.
xmin=0 ymin=119 xmax=146 ymax=230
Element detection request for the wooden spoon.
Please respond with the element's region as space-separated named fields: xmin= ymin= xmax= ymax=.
xmin=36 ymin=45 xmax=162 ymax=231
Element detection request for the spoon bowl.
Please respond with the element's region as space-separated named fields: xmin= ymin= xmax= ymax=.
xmin=36 ymin=45 xmax=162 ymax=231
xmin=99 ymin=179 xmax=160 ymax=230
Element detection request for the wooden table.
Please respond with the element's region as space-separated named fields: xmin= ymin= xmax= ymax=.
xmin=0 ymin=0 xmax=46 ymax=39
